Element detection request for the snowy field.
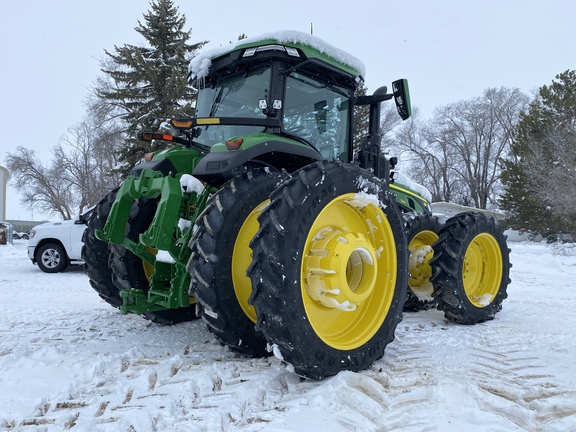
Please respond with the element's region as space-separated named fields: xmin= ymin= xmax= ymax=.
xmin=1 ymin=239 xmax=575 ymax=431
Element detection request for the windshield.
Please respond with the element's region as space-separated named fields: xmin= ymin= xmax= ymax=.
xmin=193 ymin=66 xmax=271 ymax=147
xmin=283 ymin=71 xmax=351 ymax=162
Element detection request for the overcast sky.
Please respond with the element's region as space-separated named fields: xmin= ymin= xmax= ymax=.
xmin=1 ymin=0 xmax=575 ymax=220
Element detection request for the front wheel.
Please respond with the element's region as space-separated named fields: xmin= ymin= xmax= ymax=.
xmin=36 ymin=243 xmax=68 ymax=273
xmin=430 ymin=212 xmax=511 ymax=324
xmin=249 ymin=162 xmax=408 ymax=379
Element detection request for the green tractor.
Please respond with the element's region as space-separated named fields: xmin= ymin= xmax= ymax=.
xmin=83 ymin=31 xmax=510 ymax=379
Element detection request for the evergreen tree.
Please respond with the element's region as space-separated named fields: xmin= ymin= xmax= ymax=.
xmin=500 ymin=70 xmax=576 ymax=234
xmin=95 ymin=0 xmax=206 ymax=174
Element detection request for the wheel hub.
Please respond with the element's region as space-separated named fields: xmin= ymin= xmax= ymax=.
xmin=42 ymin=250 xmax=60 ymax=268
xmin=304 ymin=228 xmax=378 ymax=311
xmin=408 ymin=244 xmax=434 ymax=287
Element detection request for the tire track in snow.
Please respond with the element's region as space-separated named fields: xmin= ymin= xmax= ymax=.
xmin=4 ymin=308 xmax=576 ymax=432
xmin=12 ymin=340 xmax=419 ymax=431
xmin=470 ymin=347 xmax=576 ymax=431
xmin=370 ymin=311 xmax=576 ymax=431
xmin=12 ymin=344 xmax=291 ymax=431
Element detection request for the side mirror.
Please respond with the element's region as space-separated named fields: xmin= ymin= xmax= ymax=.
xmin=392 ymin=79 xmax=412 ymax=120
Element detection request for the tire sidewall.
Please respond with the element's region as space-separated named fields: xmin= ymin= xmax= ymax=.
xmin=82 ymin=188 xmax=123 ymax=307
xmin=405 ymin=213 xmax=442 ymax=244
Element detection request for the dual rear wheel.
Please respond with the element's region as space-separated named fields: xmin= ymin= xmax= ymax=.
xmin=248 ymin=162 xmax=408 ymax=379
xmin=430 ymin=212 xmax=511 ymax=324
xmin=188 ymin=162 xmax=410 ymax=379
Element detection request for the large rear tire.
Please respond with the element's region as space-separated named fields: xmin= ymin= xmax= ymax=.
xmin=248 ymin=162 xmax=408 ymax=379
xmin=110 ymin=197 xmax=197 ymax=325
xmin=187 ymin=169 xmax=283 ymax=357
xmin=82 ymin=189 xmax=122 ymax=307
xmin=430 ymin=212 xmax=511 ymax=324
xmin=404 ymin=213 xmax=442 ymax=312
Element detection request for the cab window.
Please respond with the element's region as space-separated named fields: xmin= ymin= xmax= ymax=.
xmin=193 ymin=66 xmax=271 ymax=147
xmin=283 ymin=71 xmax=351 ymax=161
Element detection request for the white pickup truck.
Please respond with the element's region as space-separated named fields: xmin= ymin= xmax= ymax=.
xmin=27 ymin=212 xmax=91 ymax=273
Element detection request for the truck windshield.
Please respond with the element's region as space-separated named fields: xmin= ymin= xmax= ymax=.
xmin=283 ymin=71 xmax=351 ymax=162
xmin=193 ymin=66 xmax=271 ymax=148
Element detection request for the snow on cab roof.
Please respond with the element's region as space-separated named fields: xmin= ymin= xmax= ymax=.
xmin=188 ymin=30 xmax=366 ymax=81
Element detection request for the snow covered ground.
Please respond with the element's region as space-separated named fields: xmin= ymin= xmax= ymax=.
xmin=1 ymin=239 xmax=575 ymax=431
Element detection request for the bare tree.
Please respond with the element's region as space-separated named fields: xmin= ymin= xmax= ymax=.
xmin=380 ymin=103 xmax=402 ymax=150
xmin=6 ymin=147 xmax=76 ymax=220
xmin=394 ymin=108 xmax=463 ymax=203
xmin=6 ymin=110 xmax=123 ymax=219
xmin=54 ymin=119 xmax=123 ymax=212
xmin=394 ymin=88 xmax=528 ymax=209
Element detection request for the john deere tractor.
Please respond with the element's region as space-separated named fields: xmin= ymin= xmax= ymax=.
xmin=83 ymin=31 xmax=510 ymax=379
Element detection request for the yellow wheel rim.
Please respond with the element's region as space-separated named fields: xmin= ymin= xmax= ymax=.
xmin=463 ymin=233 xmax=503 ymax=307
xmin=232 ymin=200 xmax=270 ymax=323
xmin=408 ymin=229 xmax=438 ymax=297
xmin=301 ymin=193 xmax=397 ymax=351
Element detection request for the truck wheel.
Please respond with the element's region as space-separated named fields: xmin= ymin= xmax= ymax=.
xmin=248 ymin=162 xmax=408 ymax=379
xmin=36 ymin=242 xmax=69 ymax=273
xmin=187 ymin=169 xmax=283 ymax=357
xmin=430 ymin=212 xmax=511 ymax=324
xmin=82 ymin=188 xmax=123 ymax=307
xmin=404 ymin=213 xmax=442 ymax=312
xmin=110 ymin=197 xmax=197 ymax=325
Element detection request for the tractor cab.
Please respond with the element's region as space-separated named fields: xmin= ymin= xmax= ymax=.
xmin=184 ymin=32 xmax=409 ymax=187
xmin=191 ymin=40 xmax=357 ymax=161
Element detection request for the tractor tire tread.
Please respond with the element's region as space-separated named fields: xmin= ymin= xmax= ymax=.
xmin=82 ymin=189 xmax=122 ymax=307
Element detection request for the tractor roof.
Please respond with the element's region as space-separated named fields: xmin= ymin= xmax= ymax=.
xmin=188 ymin=30 xmax=366 ymax=82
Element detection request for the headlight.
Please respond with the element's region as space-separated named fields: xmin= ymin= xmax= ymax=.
xmin=29 ymin=230 xmax=36 ymax=239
